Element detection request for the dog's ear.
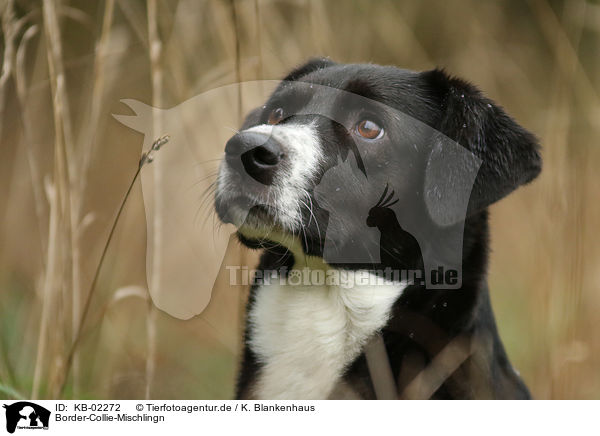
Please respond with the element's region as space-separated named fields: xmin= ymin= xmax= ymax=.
xmin=421 ymin=69 xmax=542 ymax=226
xmin=282 ymin=57 xmax=337 ymax=82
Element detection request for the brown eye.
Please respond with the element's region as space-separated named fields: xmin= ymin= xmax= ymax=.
xmin=356 ymin=119 xmax=383 ymax=140
xmin=268 ymin=107 xmax=284 ymax=125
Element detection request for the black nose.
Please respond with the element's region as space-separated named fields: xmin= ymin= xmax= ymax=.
xmin=225 ymin=132 xmax=284 ymax=185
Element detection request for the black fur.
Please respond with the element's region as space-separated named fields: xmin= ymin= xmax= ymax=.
xmin=225 ymin=60 xmax=540 ymax=399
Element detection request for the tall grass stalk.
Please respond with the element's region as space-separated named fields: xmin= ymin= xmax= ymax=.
xmin=69 ymin=0 xmax=115 ymax=397
xmin=146 ymin=0 xmax=164 ymax=400
xmin=15 ymin=24 xmax=47 ymax=260
xmin=0 ymin=0 xmax=17 ymax=144
xmin=31 ymin=179 xmax=59 ymax=400
xmin=33 ymin=0 xmax=75 ymax=399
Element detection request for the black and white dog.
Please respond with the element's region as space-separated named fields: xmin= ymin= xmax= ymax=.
xmin=215 ymin=59 xmax=541 ymax=399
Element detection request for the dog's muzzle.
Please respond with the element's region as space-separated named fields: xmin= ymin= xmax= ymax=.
xmin=217 ymin=123 xmax=321 ymax=230
xmin=225 ymin=132 xmax=285 ymax=186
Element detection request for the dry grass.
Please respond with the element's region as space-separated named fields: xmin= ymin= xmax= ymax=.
xmin=0 ymin=0 xmax=599 ymax=399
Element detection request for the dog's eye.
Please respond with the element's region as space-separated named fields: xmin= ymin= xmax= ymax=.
xmin=267 ymin=107 xmax=284 ymax=125
xmin=356 ymin=119 xmax=384 ymax=140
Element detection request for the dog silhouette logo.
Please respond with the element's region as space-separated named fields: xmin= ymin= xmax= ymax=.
xmin=2 ymin=402 xmax=50 ymax=433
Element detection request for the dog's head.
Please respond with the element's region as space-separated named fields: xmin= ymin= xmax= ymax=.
xmin=215 ymin=59 xmax=541 ymax=277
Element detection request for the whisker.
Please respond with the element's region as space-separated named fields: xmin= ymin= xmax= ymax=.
xmin=306 ymin=191 xmax=322 ymax=242
xmin=224 ymin=126 xmax=241 ymax=134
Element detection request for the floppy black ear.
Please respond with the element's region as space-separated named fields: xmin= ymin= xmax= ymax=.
xmin=421 ymin=69 xmax=541 ymax=226
xmin=282 ymin=57 xmax=337 ymax=82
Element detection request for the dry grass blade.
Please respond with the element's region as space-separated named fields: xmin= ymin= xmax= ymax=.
xmin=31 ymin=178 xmax=59 ymax=400
xmin=0 ymin=383 xmax=24 ymax=400
xmin=56 ymin=135 xmax=170 ymax=398
xmin=70 ymin=0 xmax=115 ymax=396
xmin=399 ymin=336 xmax=472 ymax=400
xmin=32 ymin=0 xmax=76 ymax=400
xmin=145 ymin=0 xmax=165 ymax=401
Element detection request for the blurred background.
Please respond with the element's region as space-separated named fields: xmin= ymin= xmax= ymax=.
xmin=0 ymin=0 xmax=599 ymax=400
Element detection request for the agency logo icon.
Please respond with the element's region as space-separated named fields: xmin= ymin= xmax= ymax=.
xmin=113 ymin=80 xmax=482 ymax=319
xmin=2 ymin=402 xmax=50 ymax=433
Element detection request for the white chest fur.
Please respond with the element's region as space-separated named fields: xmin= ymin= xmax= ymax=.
xmin=248 ymin=270 xmax=406 ymax=399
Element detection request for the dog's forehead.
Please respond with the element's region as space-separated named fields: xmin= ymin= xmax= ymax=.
xmin=268 ymin=64 xmax=433 ymax=120
xmin=301 ymin=63 xmax=418 ymax=88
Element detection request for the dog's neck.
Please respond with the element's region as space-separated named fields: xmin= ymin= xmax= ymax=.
xmin=247 ymin=267 xmax=407 ymax=399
